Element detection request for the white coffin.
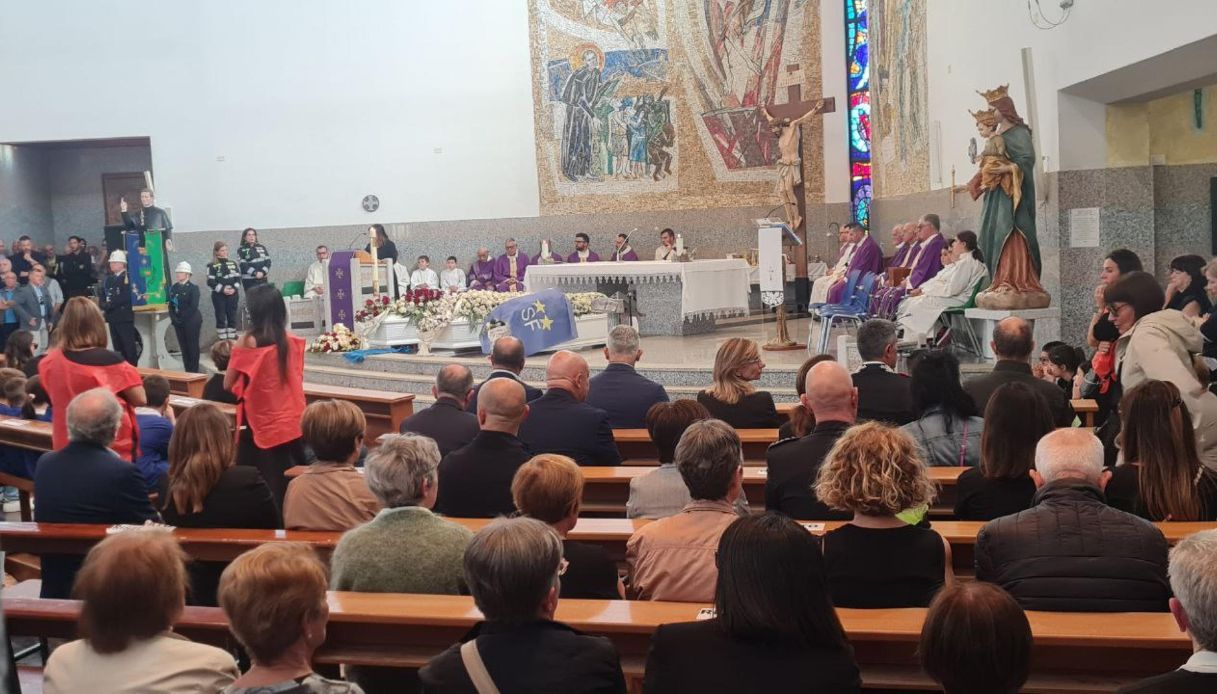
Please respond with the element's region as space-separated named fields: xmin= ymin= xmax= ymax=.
xmin=429 ymin=314 xmax=610 ymax=352
xmin=363 ymin=316 xmax=421 ymax=347
xmin=431 ymin=319 xmax=483 ymax=350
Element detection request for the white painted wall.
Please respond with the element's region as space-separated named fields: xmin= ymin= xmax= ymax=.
xmin=0 ymin=0 xmax=540 ymax=232
xmin=819 ymin=0 xmax=850 ymax=204
xmin=927 ymin=0 xmax=1217 ymax=176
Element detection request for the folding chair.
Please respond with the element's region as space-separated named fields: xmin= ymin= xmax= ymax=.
xmin=940 ymin=281 xmax=985 ymax=356
xmin=814 ymin=272 xmax=878 ymax=355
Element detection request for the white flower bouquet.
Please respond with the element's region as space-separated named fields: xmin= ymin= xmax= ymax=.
xmin=308 ymin=323 xmax=364 ymax=353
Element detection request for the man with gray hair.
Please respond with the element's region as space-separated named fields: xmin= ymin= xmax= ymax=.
xmin=419 ymin=516 xmax=627 ymax=691
xmin=329 ymin=433 xmax=473 ymax=692
xmin=1118 ymin=529 xmax=1217 ymax=692
xmin=587 ymin=324 xmax=669 ymax=428
xmin=400 ymin=363 xmax=480 ymax=456
xmin=851 ymin=319 xmax=914 ymax=424
xmin=976 ymin=428 xmax=1169 ymax=612
xmin=626 ymin=419 xmax=744 ymax=602
xmin=33 ymin=388 xmax=158 ymax=599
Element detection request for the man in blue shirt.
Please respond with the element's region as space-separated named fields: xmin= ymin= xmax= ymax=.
xmin=0 ymin=270 xmax=19 ymax=347
xmin=134 ymin=375 xmax=175 ymax=493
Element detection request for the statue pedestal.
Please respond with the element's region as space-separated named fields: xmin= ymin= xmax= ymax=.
xmin=963 ymin=307 xmax=1061 ymax=361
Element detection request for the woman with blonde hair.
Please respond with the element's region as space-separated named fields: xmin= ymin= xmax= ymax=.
xmin=815 ymin=421 xmax=950 ymax=608
xmin=38 ymin=297 xmax=145 ymax=461
xmin=219 ymin=543 xmax=360 ymax=693
xmin=160 ymin=403 xmax=279 ymax=605
xmin=696 ymin=337 xmax=780 ymax=428
xmin=1106 ymin=380 xmax=1217 ymax=521
xmin=43 ymin=530 xmax=239 ymax=693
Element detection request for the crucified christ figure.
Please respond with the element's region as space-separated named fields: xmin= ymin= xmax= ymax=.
xmin=763 ymin=102 xmax=827 ymax=231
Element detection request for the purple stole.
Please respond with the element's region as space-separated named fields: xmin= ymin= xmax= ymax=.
xmin=827 ymin=236 xmax=882 ymax=304
xmin=493 ymin=252 xmax=531 ymax=292
xmin=567 ymin=251 xmax=600 ymax=263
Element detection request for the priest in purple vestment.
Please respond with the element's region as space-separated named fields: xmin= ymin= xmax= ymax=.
xmin=876 ymin=214 xmax=946 ymax=318
xmin=826 ymin=226 xmax=883 ymax=304
xmin=493 ymin=238 xmax=531 ymax=292
xmin=567 ymin=232 xmax=600 ymax=264
xmin=468 ymin=247 xmax=497 ymax=290
xmin=610 ymin=233 xmax=639 ymax=262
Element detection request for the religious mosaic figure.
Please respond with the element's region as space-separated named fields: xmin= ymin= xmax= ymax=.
xmin=763 ymin=101 xmax=827 ymax=231
xmin=968 ymin=85 xmax=1049 ymax=310
xmin=560 ymin=46 xmax=616 ymax=181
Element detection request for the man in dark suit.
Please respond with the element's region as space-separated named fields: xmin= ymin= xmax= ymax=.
xmin=587 ymin=324 xmax=669 ymax=428
xmin=964 ymin=317 xmax=1073 ymax=427
xmin=435 ymin=378 xmax=532 ymax=518
xmin=519 ymin=351 xmax=621 ymax=467
xmin=766 ymin=360 xmax=855 ymax=520
xmin=34 ymin=388 xmax=159 ymax=598
xmin=1116 ymin=529 xmax=1217 ymax=693
xmin=401 ymin=364 xmax=480 ymax=457
xmin=852 ymin=319 xmax=915 ymax=424
xmin=467 ymin=336 xmax=543 ymax=413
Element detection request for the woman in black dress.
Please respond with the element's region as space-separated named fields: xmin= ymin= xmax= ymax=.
xmin=643 ymin=513 xmax=860 ymax=693
xmin=1106 ymin=380 xmax=1217 ymax=521
xmin=697 ymin=338 xmax=780 ymax=429
xmin=365 ymin=223 xmax=398 ymax=266
xmin=954 ymin=382 xmax=1055 ymax=521
xmin=1165 ymin=254 xmax=1212 ymax=319
xmin=815 ymin=421 xmax=948 ymax=608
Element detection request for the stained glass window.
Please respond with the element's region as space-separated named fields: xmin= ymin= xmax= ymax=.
xmin=846 ymin=0 xmax=871 ymax=228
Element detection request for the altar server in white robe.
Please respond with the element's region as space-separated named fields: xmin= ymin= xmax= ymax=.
xmin=809 ymin=223 xmax=858 ymax=305
xmin=409 ymin=255 xmax=440 ymax=290
xmin=302 ymin=245 xmax=328 ymax=296
xmin=896 ymin=231 xmax=988 ymax=341
xmin=440 ymin=256 xmax=467 ymax=293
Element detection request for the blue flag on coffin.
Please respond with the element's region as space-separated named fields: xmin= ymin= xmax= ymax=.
xmin=480 ymin=289 xmax=578 ymax=356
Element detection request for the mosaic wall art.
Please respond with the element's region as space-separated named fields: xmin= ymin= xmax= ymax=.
xmin=871 ymin=0 xmax=930 ymax=197
xmin=530 ymin=0 xmax=825 ymax=216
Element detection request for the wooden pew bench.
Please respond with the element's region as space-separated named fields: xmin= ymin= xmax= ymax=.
xmin=613 ymin=428 xmax=779 ymax=460
xmin=138 ymin=367 xmax=209 ymax=398
xmin=2 ymin=592 xmax=1190 ymax=692
xmin=303 ymin=384 xmax=414 ymax=441
xmin=1071 ymin=398 xmax=1099 ymax=427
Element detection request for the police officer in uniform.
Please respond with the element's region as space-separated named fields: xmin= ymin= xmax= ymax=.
xmin=101 ymin=250 xmax=138 ymax=365
xmin=55 ymin=235 xmax=97 ymax=301
xmin=167 ymin=261 xmax=203 ymax=372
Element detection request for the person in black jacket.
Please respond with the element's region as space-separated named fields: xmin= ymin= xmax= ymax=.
xmin=919 ymin=582 xmax=1032 ymax=694
xmin=167 ymin=262 xmax=203 ymax=372
xmin=159 ymin=403 xmax=279 ymax=605
xmin=434 ymin=378 xmax=532 ymax=518
xmin=34 ymin=388 xmax=159 ymax=598
xmin=975 ymin=428 xmax=1170 ymax=613
xmin=1116 ymin=529 xmax=1217 ymax=694
xmin=851 ymin=319 xmax=915 ymax=424
xmin=400 ymin=364 xmax=479 ymax=457
xmin=206 ymin=241 xmax=242 ymax=341
xmin=99 ymin=250 xmax=138 ymax=365
xmin=696 ymin=337 xmax=781 ymax=428
xmin=643 ymin=513 xmax=860 ymax=693
xmin=419 ymin=516 xmax=626 ymax=693
xmin=365 ymin=223 xmax=398 ymax=266
xmin=467 ymin=336 xmax=543 ymax=412
xmin=202 ymin=339 xmax=238 ymax=405
xmin=765 ymin=360 xmax=856 ymax=520
xmin=237 ymin=227 xmax=271 ymax=291
xmin=964 ymin=316 xmax=1074 ymax=427
xmin=55 ymin=236 xmax=97 ymax=301
xmin=518 ymin=351 xmax=620 ymax=467
xmin=120 ymin=189 xmax=173 ymax=284
xmin=586 ymin=325 xmax=669 ymax=428
xmin=512 ymin=454 xmax=622 ymax=599
xmin=9 ymin=236 xmax=44 ymax=286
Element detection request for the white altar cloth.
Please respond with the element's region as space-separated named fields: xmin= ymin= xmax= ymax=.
xmin=524 ymin=259 xmax=751 ymax=320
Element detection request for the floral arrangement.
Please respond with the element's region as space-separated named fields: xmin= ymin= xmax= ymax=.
xmin=567 ymin=292 xmax=607 ymax=317
xmin=354 ymin=290 xmax=612 ymax=340
xmin=355 ymin=289 xmax=445 ymax=324
xmin=308 ymin=323 xmax=363 ymax=353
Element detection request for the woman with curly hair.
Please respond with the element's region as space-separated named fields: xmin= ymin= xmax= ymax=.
xmin=815 ymin=421 xmax=950 ymax=608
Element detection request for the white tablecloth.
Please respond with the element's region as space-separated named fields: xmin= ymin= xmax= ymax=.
xmin=524 ymin=259 xmax=751 ymax=320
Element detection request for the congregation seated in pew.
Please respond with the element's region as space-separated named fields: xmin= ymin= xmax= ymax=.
xmin=964 ymin=316 xmax=1074 ymax=427
xmin=816 ymin=422 xmax=950 ymax=609
xmin=918 ymin=581 xmax=1032 ymax=694
xmin=900 ymin=350 xmax=983 ymax=468
xmin=220 ymin=542 xmax=360 ymax=694
xmin=284 ymin=399 xmax=380 ymax=532
xmin=518 ymin=350 xmax=620 ymax=467
xmin=851 ymin=320 xmax=915 ymax=425
xmin=586 ymin=324 xmax=669 ymax=430
xmin=418 ymin=516 xmax=627 ymax=693
xmin=398 ymin=364 xmax=479 ymax=457
xmin=133 ymin=374 xmax=174 ymax=493
xmin=643 ymin=513 xmax=862 ymax=693
xmin=776 ymin=353 xmax=835 ymax=440
xmin=696 ymin=338 xmax=781 ymax=429
xmin=465 ymin=336 xmax=542 ymax=412
xmin=43 ymin=529 xmax=240 ymax=693
xmin=435 ymin=378 xmax=531 ymax=518
xmin=511 ymin=454 xmax=623 ymax=599
xmin=953 ymin=382 xmax=1053 ymax=521
xmin=976 ymin=428 xmax=1171 ymax=612
xmin=202 ymin=339 xmax=238 ymax=405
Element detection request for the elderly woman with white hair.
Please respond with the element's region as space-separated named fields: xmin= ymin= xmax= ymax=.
xmin=329 ymin=433 xmax=474 ymax=693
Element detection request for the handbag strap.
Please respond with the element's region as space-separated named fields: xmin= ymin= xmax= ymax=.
xmin=460 ymin=639 xmax=501 ymax=694
xmin=958 ymin=418 xmax=969 ymax=467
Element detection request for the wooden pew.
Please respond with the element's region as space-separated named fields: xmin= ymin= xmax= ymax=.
xmin=303 ymin=384 xmax=414 ymax=441
xmin=2 ymin=592 xmax=1190 ymax=691
xmin=614 ymin=428 xmax=779 ymax=459
xmin=138 ymin=367 xmax=208 ymax=398
xmin=1071 ymin=399 xmax=1099 ymax=427
xmin=168 ymin=395 xmax=238 ymax=423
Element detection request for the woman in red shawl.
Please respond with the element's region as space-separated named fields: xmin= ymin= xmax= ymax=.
xmin=225 ymin=284 xmax=306 ymax=508
xmin=38 ymin=298 xmax=146 ymax=461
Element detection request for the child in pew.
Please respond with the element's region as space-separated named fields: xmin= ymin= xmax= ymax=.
xmin=134 ymin=375 xmax=175 ymax=493
xmin=25 ymin=374 xmax=52 ymax=422
xmin=202 ymin=339 xmax=238 ymax=405
xmin=0 ymin=374 xmax=40 ymax=511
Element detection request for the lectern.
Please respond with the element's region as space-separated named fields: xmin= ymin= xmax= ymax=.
xmin=756 ymin=218 xmax=803 ymax=350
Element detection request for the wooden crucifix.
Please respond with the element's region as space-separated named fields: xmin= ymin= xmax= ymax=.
xmin=761 ymin=83 xmax=835 ymax=287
